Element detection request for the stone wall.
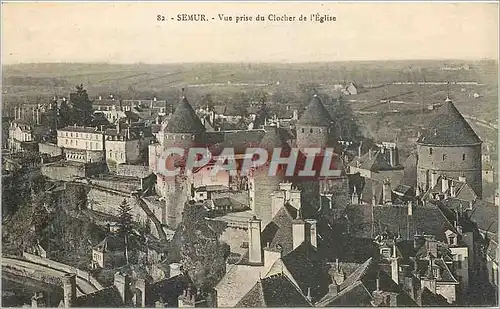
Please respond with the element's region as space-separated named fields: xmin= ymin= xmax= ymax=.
xmin=87 ymin=188 xmax=149 ymax=225
xmin=116 ymin=164 xmax=151 ymax=178
xmin=39 ymin=143 xmax=63 ymax=157
xmin=41 ymin=163 xmax=85 ymax=182
xmin=22 ymin=252 xmax=103 ymax=290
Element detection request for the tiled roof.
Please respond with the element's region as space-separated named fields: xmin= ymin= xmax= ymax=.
xmin=165 ymin=97 xmax=205 ymax=133
xmin=348 ymin=203 xmax=457 ymax=242
xmin=215 ymin=264 xmax=263 ymax=307
xmin=236 ymin=273 xmax=312 ymax=307
xmin=259 ymin=126 xmax=291 ymax=153
xmin=261 ymin=204 xmax=297 ymax=256
xmin=146 ymin=274 xmax=192 ymax=307
xmin=416 ymin=100 xmax=482 ymax=146
xmin=207 ymin=130 xmax=265 ymax=155
xmin=281 ymin=242 xmax=331 ymax=302
xmin=297 ymin=95 xmax=333 ymax=127
xmin=468 ymin=200 xmax=498 ymax=234
xmin=58 ymin=126 xmax=105 ymax=133
xmin=93 ymin=235 xmax=124 ymax=253
xmin=75 ymin=286 xmax=124 ymax=307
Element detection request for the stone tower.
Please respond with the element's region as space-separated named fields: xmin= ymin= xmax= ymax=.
xmin=249 ymin=125 xmax=289 ymax=228
xmin=416 ymin=97 xmax=482 ymax=198
xmin=158 ymin=94 xmax=206 ymax=228
xmin=296 ymin=94 xmax=335 ymax=151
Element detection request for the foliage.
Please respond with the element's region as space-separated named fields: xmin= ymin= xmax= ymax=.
xmin=71 ymin=84 xmax=94 ymax=127
xmin=176 ymin=201 xmax=230 ymax=294
xmin=117 ymin=199 xmax=134 ymax=264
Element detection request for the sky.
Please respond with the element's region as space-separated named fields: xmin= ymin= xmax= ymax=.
xmin=2 ymin=2 xmax=499 ymax=64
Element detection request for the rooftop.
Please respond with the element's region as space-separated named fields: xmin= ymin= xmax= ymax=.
xmin=416 ymin=99 xmax=482 ymax=146
xmin=297 ymin=95 xmax=333 ymax=127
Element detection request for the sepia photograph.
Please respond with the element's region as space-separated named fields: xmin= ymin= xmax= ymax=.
xmin=1 ymin=1 xmax=499 ymax=307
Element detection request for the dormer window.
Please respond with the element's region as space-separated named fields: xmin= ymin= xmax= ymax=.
xmin=445 ymin=229 xmax=458 ymax=246
xmin=310 ymin=129 xmax=313 ymax=133
xmin=380 ymin=247 xmax=391 ymax=258
xmin=301 ymin=128 xmax=305 ymax=133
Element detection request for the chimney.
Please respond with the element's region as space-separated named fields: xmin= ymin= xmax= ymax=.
xmin=358 ymin=143 xmax=362 ymax=158
xmin=328 ymin=282 xmax=339 ymax=297
xmin=430 ymin=171 xmax=438 ymax=189
xmin=31 ymin=292 xmax=45 ymax=308
xmin=62 ymin=273 xmax=77 ymax=308
xmin=388 ymin=145 xmax=396 ymax=167
xmin=288 ymin=188 xmax=301 ymax=210
xmin=459 ymin=175 xmax=466 ymax=183
xmin=383 ymin=179 xmax=392 ymax=204
xmin=368 ymin=149 xmax=373 ymax=160
xmin=450 ymin=183 xmax=456 ymax=197
xmin=305 ymin=219 xmax=318 ymax=248
xmin=391 ymin=244 xmax=400 ymax=284
xmin=271 ymin=191 xmax=285 ymax=218
xmin=36 ymin=109 xmax=41 ymax=125
xmin=407 ymin=200 xmax=413 ymax=216
xmin=351 ymin=186 xmax=359 ymax=204
xmin=292 ymin=109 xmax=298 ymax=120
xmin=248 ymin=216 xmax=263 ymax=265
xmin=279 ymin=182 xmax=292 ymax=198
xmin=292 ymin=214 xmax=306 ymax=250
xmin=154 ymin=97 xmax=157 ymax=102
xmin=114 ymin=272 xmax=131 ymax=305
xmin=441 ymin=176 xmax=449 ymax=193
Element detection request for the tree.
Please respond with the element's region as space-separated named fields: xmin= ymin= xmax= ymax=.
xmin=58 ymin=99 xmax=73 ymax=128
xmin=71 ymin=84 xmax=94 ymax=127
xmin=176 ymin=201 xmax=230 ymax=295
xmin=117 ymin=199 xmax=134 ymax=265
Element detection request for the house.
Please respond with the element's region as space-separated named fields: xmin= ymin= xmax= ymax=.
xmin=57 ymin=126 xmax=106 ymax=163
xmin=91 ymin=234 xmax=125 ymax=269
xmin=8 ymin=120 xmax=36 ymax=153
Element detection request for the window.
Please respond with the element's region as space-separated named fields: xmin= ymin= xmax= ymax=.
xmin=121 ymin=153 xmax=123 ymax=159
xmin=66 ymin=139 xmax=68 ymax=145
xmin=462 ymin=154 xmax=466 ymax=161
xmin=70 ymin=140 xmax=73 ymax=146
xmin=442 ymin=154 xmax=447 ymax=161
xmin=76 ymin=133 xmax=78 ymax=138
xmin=310 ymin=128 xmax=313 ymax=133
xmin=301 ymin=128 xmax=304 ymax=133
xmin=429 ymin=148 xmax=433 ymax=155
xmin=75 ymin=140 xmax=78 ymax=146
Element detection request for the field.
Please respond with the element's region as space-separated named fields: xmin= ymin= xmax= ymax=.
xmin=2 ymin=60 xmax=497 ymax=153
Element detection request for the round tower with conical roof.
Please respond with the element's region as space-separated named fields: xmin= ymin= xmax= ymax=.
xmin=158 ymin=93 xmax=206 ymax=228
xmin=296 ymin=94 xmax=335 ymax=151
xmin=163 ymin=94 xmax=206 ymax=150
xmin=416 ymin=96 xmax=482 ymax=197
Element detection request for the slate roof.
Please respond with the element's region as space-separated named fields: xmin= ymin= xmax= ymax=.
xmin=165 ymin=97 xmax=206 ymax=133
xmin=236 ymin=273 xmax=312 ymax=307
xmin=59 ymin=126 xmax=104 ymax=133
xmin=467 ymin=200 xmax=498 ymax=234
xmin=75 ymin=286 xmax=124 ymax=307
xmin=348 ymin=203 xmax=457 ymax=242
xmin=93 ymin=235 xmax=124 ymax=253
xmin=316 ymin=257 xmax=417 ymax=307
xmin=280 ymin=242 xmax=331 ymax=301
xmin=261 ymin=204 xmax=297 ymax=256
xmin=297 ymin=95 xmax=333 ymax=127
xmin=416 ymin=99 xmax=482 ymax=146
xmin=259 ymin=126 xmax=291 ymax=153
xmin=145 ymin=274 xmax=192 ymax=307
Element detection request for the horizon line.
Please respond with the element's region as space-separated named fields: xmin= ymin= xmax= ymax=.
xmin=3 ymin=57 xmax=498 ymax=66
